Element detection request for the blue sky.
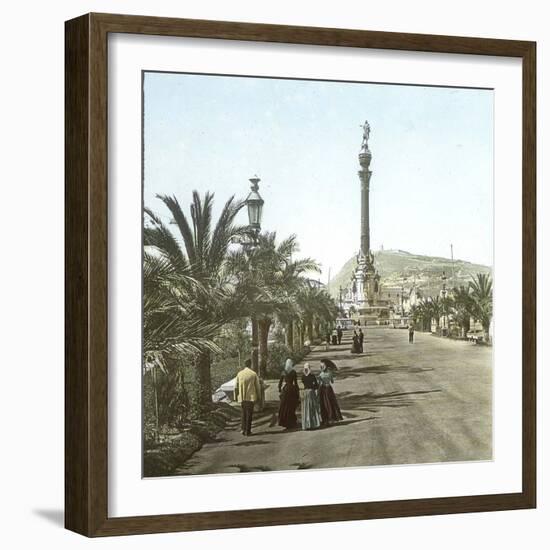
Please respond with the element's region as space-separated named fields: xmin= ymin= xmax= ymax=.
xmin=143 ymin=72 xmax=493 ymax=282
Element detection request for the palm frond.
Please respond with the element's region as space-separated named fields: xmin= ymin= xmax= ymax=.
xmin=157 ymin=194 xmax=197 ymax=266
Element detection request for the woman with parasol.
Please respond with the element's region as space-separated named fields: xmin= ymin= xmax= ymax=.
xmin=317 ymin=361 xmax=343 ymax=426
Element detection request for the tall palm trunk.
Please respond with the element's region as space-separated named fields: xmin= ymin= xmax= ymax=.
xmin=482 ymin=319 xmax=491 ymax=343
xmin=187 ymin=350 xmax=211 ymax=419
xmin=292 ymin=322 xmax=300 ymax=352
xmin=151 ymin=366 xmax=160 ymax=442
xmin=251 ymin=316 xmax=259 ymax=373
xmin=314 ymin=320 xmax=320 ymax=339
xmin=306 ymin=318 xmax=314 ymax=343
xmin=285 ymin=321 xmax=294 ymax=350
xmin=297 ymin=323 xmax=305 ymax=350
xmin=258 ymin=317 xmax=272 ymax=378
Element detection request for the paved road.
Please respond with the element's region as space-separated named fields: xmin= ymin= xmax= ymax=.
xmin=175 ymin=328 xmax=492 ymax=476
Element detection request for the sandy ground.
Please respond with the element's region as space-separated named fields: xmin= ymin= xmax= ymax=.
xmin=175 ymin=328 xmax=492 ymax=476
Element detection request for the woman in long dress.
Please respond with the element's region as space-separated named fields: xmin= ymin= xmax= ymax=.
xmin=278 ymin=358 xmax=300 ymax=429
xmin=300 ymin=363 xmax=321 ymax=430
xmin=351 ymin=331 xmax=361 ymax=354
xmin=318 ymin=362 xmax=343 ymax=426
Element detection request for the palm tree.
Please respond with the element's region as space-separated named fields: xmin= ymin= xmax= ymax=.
xmin=144 ymin=192 xmax=246 ymax=418
xmin=296 ymin=284 xmax=338 ymax=344
xmin=143 ymin=251 xmax=222 ymax=360
xmin=227 ymin=232 xmax=320 ymax=377
xmin=450 ymin=285 xmax=474 ymax=338
xmin=440 ymin=295 xmax=454 ymax=335
xmin=409 ymin=303 xmax=422 ymax=328
xmin=416 ymin=296 xmax=442 ymax=332
xmin=275 ymin=236 xmax=321 ymax=355
xmin=225 ymin=233 xmax=277 ymax=375
xmin=143 ymin=251 xmax=224 ymax=438
xmin=469 ymin=273 xmax=493 ymax=341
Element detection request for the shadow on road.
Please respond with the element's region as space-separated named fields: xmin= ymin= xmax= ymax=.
xmin=339 ymin=389 xmax=442 ymax=413
xmin=325 ymin=416 xmax=379 ymax=427
xmin=232 ymin=439 xmax=271 ymax=447
xmin=337 ymin=364 xmax=434 ymax=379
xmin=305 ymin=351 xmax=374 ymax=363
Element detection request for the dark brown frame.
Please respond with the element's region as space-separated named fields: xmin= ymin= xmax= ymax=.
xmin=65 ymin=12 xmax=536 ymax=537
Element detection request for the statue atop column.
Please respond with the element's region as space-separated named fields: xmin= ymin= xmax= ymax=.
xmin=360 ymin=120 xmax=371 ymax=150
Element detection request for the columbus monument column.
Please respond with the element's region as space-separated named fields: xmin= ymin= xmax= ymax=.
xmin=358 ymin=120 xmax=373 ymax=263
xmin=342 ymin=120 xmax=388 ymax=321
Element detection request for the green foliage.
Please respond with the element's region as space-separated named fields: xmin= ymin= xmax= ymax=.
xmin=469 ymin=273 xmax=493 ymax=335
xmin=412 ymin=273 xmax=493 ymax=340
xmin=143 ymin=252 xmax=223 ymax=360
xmin=143 ymin=362 xmax=188 ymax=434
xmin=212 ymin=320 xmax=251 ymax=362
xmin=226 ymin=230 xmax=335 ymax=376
xmin=144 ymin=191 xmax=247 ymax=422
xmin=265 ymin=342 xmax=307 ymax=379
xmin=210 ymin=356 xmax=242 ymax=394
xmin=143 ymin=190 xmax=340 ymax=429
xmin=143 ymin=403 xmax=240 ymax=477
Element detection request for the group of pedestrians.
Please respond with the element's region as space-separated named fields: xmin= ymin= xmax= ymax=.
xmin=325 ymin=326 xmax=343 ymax=348
xmin=278 ymin=358 xmax=343 ymax=431
xmin=235 ymin=357 xmax=344 ymax=437
xmin=235 ymin=321 xmax=411 ymax=437
xmin=325 ymin=325 xmax=365 ymax=354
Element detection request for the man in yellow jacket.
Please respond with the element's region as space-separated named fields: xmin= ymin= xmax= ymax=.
xmin=234 ymin=359 xmax=262 ymax=436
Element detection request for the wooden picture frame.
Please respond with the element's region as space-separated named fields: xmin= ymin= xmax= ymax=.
xmin=65 ymin=12 xmax=536 ymax=537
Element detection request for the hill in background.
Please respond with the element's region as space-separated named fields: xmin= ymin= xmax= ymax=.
xmin=329 ymin=249 xmax=492 ymax=299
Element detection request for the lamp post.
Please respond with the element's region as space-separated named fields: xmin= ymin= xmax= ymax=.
xmin=441 ymin=271 xmax=448 ymax=336
xmin=243 ymin=176 xmax=264 ymax=374
xmin=245 ymin=175 xmax=264 ymax=245
xmin=400 ymin=276 xmax=408 ymax=320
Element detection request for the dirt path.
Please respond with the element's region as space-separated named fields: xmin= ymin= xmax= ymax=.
xmin=175 ymin=328 xmax=492 ymax=476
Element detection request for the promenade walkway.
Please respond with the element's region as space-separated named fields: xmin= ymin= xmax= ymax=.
xmin=175 ymin=328 xmax=492 ymax=475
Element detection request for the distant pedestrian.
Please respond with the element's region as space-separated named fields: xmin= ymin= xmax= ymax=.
xmin=318 ymin=362 xmax=343 ymax=426
xmin=337 ymin=326 xmax=343 ymax=345
xmin=408 ymin=322 xmax=415 ymax=344
xmin=351 ymin=331 xmax=361 ymax=354
xmin=301 ymin=363 xmax=322 ymax=430
xmin=235 ymin=358 xmax=262 ymax=436
xmin=278 ymin=358 xmax=300 ymax=429
xmin=358 ymin=328 xmax=364 ymax=353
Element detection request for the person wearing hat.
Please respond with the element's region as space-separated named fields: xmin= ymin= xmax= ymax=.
xmin=277 ymin=358 xmax=300 ymax=430
xmin=300 ymin=363 xmax=322 ymax=430
xmin=358 ymin=327 xmax=365 ymax=352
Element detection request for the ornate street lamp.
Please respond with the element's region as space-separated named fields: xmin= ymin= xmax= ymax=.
xmin=241 ymin=176 xmax=265 ymax=379
xmin=245 ymin=176 xmax=264 ymax=239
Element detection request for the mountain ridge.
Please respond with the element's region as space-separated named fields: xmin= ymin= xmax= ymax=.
xmin=328 ymin=249 xmax=492 ymax=299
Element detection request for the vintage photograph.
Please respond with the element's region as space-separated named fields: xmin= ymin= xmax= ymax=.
xmin=142 ymin=72 xmax=493 ymax=477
